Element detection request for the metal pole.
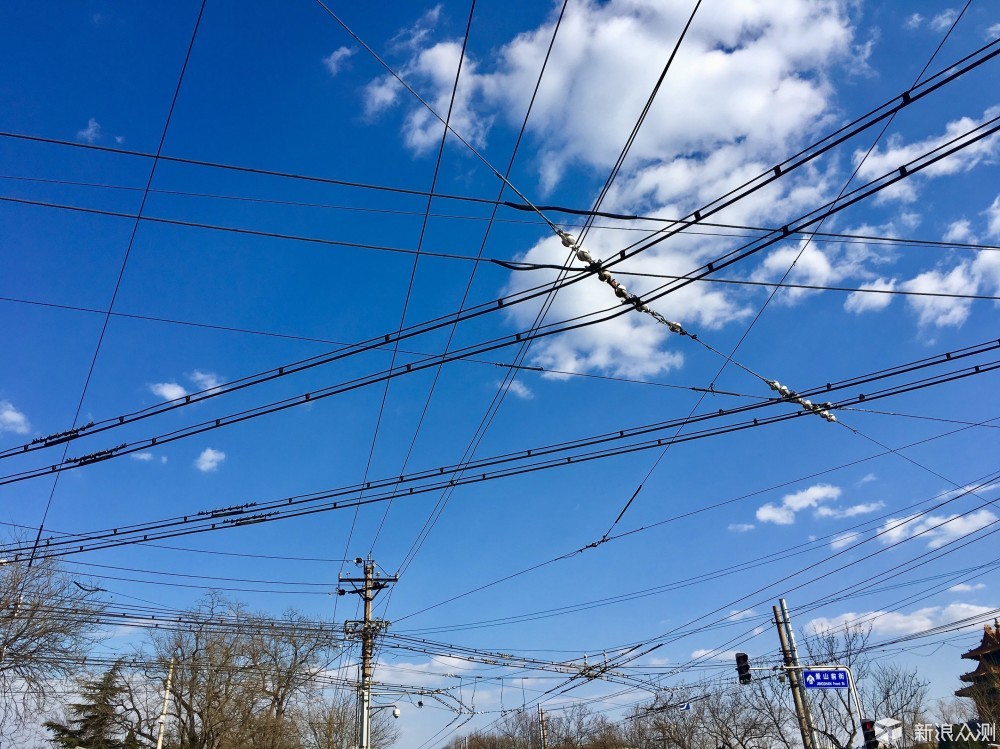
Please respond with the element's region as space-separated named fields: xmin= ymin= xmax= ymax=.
xmin=538 ymin=705 xmax=549 ymax=749
xmin=781 ymin=599 xmax=819 ymax=749
xmin=155 ymin=657 xmax=176 ymax=749
xmin=774 ymin=605 xmax=814 ymax=749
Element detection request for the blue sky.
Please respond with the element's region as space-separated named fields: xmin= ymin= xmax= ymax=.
xmin=2 ymin=0 xmax=1000 ymax=745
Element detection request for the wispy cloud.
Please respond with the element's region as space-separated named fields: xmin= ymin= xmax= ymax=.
xmin=830 ymin=531 xmax=861 ymax=550
xmin=949 ymin=583 xmax=985 ymax=593
xmin=189 ymin=370 xmax=223 ymax=392
xmin=879 ymin=509 xmax=998 ymax=549
xmin=131 ymin=452 xmax=167 ymax=464
xmin=76 ymin=117 xmax=102 ymax=143
xmin=195 ymin=448 xmax=225 ymax=473
xmin=0 ymin=400 xmax=30 ymax=435
xmin=323 ymin=46 xmax=356 ymax=76
xmin=728 ymin=523 xmax=755 ymax=533
xmin=815 ymin=501 xmax=885 ymax=519
xmin=505 ymin=379 xmax=533 ymax=400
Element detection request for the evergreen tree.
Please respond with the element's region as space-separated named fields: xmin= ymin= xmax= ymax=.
xmin=45 ymin=661 xmax=130 ymax=749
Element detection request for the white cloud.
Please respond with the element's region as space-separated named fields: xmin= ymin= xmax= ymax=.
xmin=115 ymin=135 xmax=125 ymax=145
xmin=195 ymin=448 xmax=226 ymax=473
xmin=691 ymin=648 xmax=738 ymax=661
xmin=858 ymin=473 xmax=877 ymax=486
xmin=323 ymin=46 xmax=356 ymax=76
xmin=901 ymin=262 xmax=978 ymax=328
xmin=986 ymin=194 xmax=1000 ymax=239
xmin=505 ymin=379 xmax=533 ymax=400
xmin=388 ymin=4 xmax=442 ymax=52
xmin=930 ymin=9 xmax=959 ymax=32
xmin=728 ymin=608 xmax=756 ymax=621
xmin=0 ymin=401 xmax=30 ymax=435
xmin=844 ymin=277 xmax=896 ymax=313
xmin=728 ymin=523 xmax=755 ymax=533
xmin=904 ymin=13 xmax=923 ymax=30
xmin=949 ymin=583 xmax=986 ymax=593
xmin=830 ymin=531 xmax=861 ymax=549
xmin=879 ymin=509 xmax=998 ymax=549
xmin=189 ymin=370 xmax=223 ymax=392
xmin=131 ymin=452 xmax=167 ymax=464
xmin=853 ymin=107 xmax=1000 ymax=203
xmin=944 ymin=219 xmax=977 ymax=243
xmin=988 ymin=23 xmax=1000 ymax=41
xmin=363 ymin=1 xmax=864 ymax=375
xmin=816 ymin=501 xmax=885 ymax=519
xmin=76 ymin=117 xmax=102 ymax=143
xmin=756 ymin=483 xmax=842 ymax=525
xmin=807 ymin=602 xmax=995 ymax=636
xmin=149 ymin=382 xmax=188 ymax=401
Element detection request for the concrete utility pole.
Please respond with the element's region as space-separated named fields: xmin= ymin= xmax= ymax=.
xmin=155 ymin=657 xmax=176 ymax=749
xmin=340 ymin=557 xmax=397 ymax=749
xmin=774 ymin=601 xmax=815 ymax=749
xmin=538 ymin=705 xmax=549 ymax=749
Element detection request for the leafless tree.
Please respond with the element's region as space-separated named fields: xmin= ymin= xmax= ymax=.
xmin=0 ymin=552 xmax=105 ymax=734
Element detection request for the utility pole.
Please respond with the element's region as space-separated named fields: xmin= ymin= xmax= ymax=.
xmin=780 ymin=599 xmax=819 ymax=749
xmin=340 ymin=557 xmax=398 ymax=749
xmin=538 ymin=705 xmax=549 ymax=749
xmin=774 ymin=602 xmax=815 ymax=749
xmin=155 ymin=657 xmax=175 ymax=749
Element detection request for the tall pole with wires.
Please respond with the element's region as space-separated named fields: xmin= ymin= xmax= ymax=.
xmin=340 ymin=557 xmax=397 ymax=749
xmin=774 ymin=602 xmax=815 ymax=749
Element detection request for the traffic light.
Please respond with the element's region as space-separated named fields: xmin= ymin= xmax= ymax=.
xmin=861 ymin=719 xmax=878 ymax=749
xmin=735 ymin=652 xmax=751 ymax=684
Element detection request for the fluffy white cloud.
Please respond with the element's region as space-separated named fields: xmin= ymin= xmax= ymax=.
xmin=323 ymin=46 xmax=356 ymax=76
xmin=879 ymin=509 xmax=998 ymax=549
xmin=901 ymin=262 xmax=978 ymax=328
xmin=0 ymin=400 xmax=30 ymax=435
xmin=195 ymin=447 xmax=226 ymax=473
xmin=944 ymin=219 xmax=976 ymax=243
xmin=756 ymin=483 xmax=841 ymax=525
xmin=844 ymin=277 xmax=896 ymax=313
xmin=904 ymin=13 xmax=923 ymax=30
xmin=806 ymin=602 xmax=996 ymax=636
xmin=149 ymin=382 xmax=188 ymax=400
xmin=76 ymin=117 xmax=102 ymax=143
xmin=365 ymin=1 xmax=863 ymax=374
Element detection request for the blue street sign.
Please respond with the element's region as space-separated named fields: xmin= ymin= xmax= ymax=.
xmin=802 ymin=669 xmax=849 ymax=689
xmin=678 ymin=703 xmax=691 ymax=712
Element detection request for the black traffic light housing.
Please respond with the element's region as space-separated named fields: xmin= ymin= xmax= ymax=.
xmin=735 ymin=652 xmax=751 ymax=684
xmin=861 ymin=719 xmax=878 ymax=749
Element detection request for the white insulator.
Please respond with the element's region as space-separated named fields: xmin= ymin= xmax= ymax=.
xmin=615 ymin=285 xmax=629 ymax=299
xmin=768 ymin=380 xmax=781 ymax=392
xmin=801 ymin=400 xmax=813 ymax=409
xmin=598 ymin=269 xmax=611 ymax=281
xmin=667 ymin=321 xmax=683 ymax=334
xmin=561 ymin=233 xmax=577 ymax=248
xmin=778 ymin=386 xmax=791 ymax=397
xmin=576 ymin=248 xmax=592 ymax=263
